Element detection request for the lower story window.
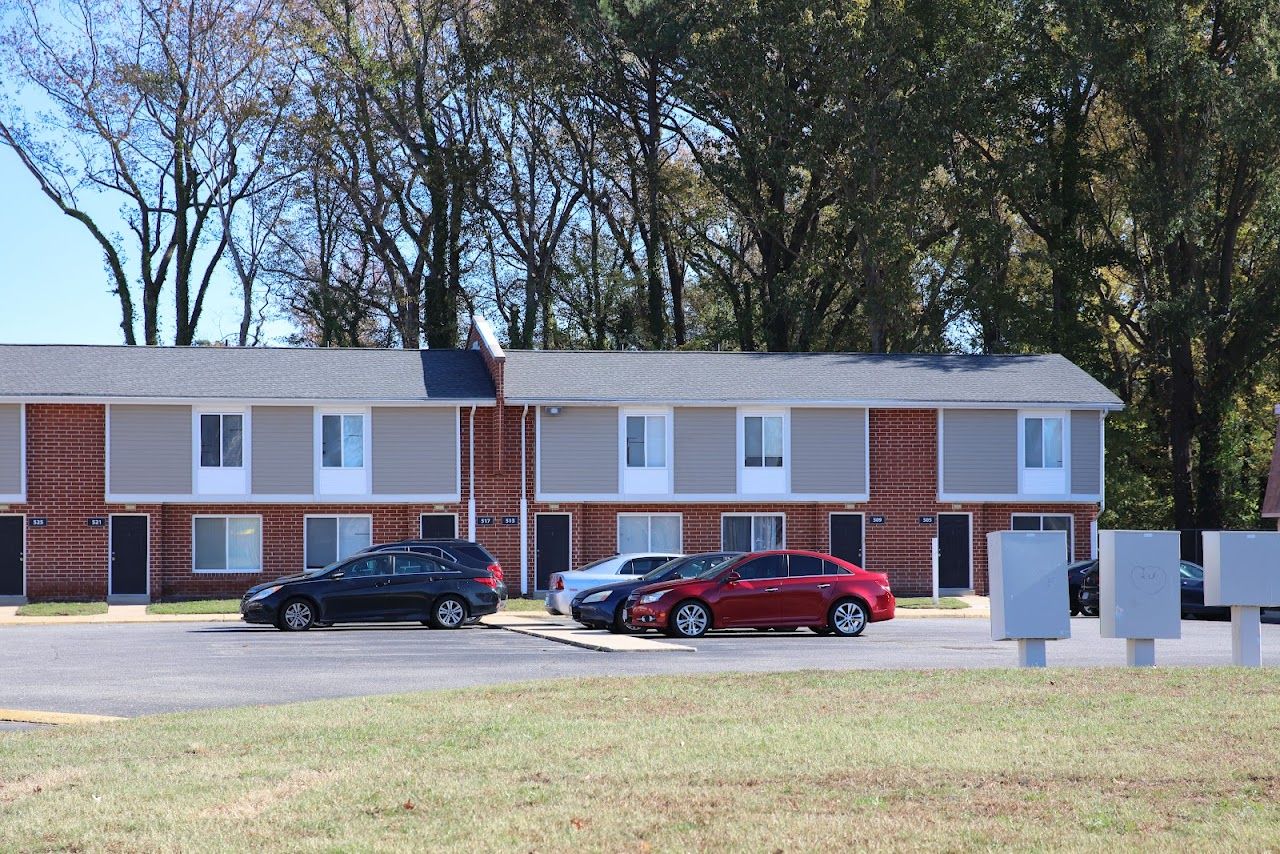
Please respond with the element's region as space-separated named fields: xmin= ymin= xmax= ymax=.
xmin=721 ymin=514 xmax=785 ymax=552
xmin=617 ymin=514 xmax=682 ymax=553
xmin=1011 ymin=514 xmax=1073 ymax=560
xmin=306 ymin=515 xmax=372 ymax=570
xmin=193 ymin=515 xmax=262 ymax=573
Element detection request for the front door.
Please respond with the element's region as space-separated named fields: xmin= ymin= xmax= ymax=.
xmin=938 ymin=513 xmax=971 ymax=590
xmin=325 ymin=554 xmax=396 ymax=620
xmin=0 ymin=516 xmax=23 ymax=597
xmin=535 ymin=514 xmax=570 ymax=590
xmin=829 ymin=514 xmax=864 ymax=567
xmin=420 ymin=514 xmax=456 ymax=539
xmin=110 ymin=515 xmax=148 ymax=597
xmin=713 ymin=554 xmax=785 ymax=627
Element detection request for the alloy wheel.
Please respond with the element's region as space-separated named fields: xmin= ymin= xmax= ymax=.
xmin=832 ymin=601 xmax=866 ymax=636
xmin=674 ymin=603 xmax=708 ymax=637
xmin=436 ymin=598 xmax=465 ymax=628
xmin=284 ymin=601 xmax=312 ymax=630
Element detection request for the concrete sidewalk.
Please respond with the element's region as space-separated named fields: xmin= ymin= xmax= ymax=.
xmin=894 ymin=595 xmax=990 ymax=619
xmin=0 ymin=605 xmax=241 ymax=626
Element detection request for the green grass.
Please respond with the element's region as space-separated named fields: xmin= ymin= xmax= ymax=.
xmin=1 ymin=669 xmax=1277 ymax=850
xmin=896 ymin=596 xmax=970 ymax=609
xmin=147 ymin=599 xmax=240 ymax=615
xmin=14 ymin=601 xmax=107 ymax=617
xmin=501 ymin=596 xmax=549 ymax=612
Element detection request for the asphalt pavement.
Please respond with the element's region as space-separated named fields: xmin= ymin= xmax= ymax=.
xmin=0 ymin=617 xmax=1277 ymax=717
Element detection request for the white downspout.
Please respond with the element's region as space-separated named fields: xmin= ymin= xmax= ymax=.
xmin=520 ymin=404 xmax=529 ymax=596
xmin=467 ymin=405 xmax=476 ymax=542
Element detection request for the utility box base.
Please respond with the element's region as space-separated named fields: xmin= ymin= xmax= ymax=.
xmin=1017 ymin=638 xmax=1047 ymax=668
xmin=1231 ymin=606 xmax=1262 ymax=667
xmin=1125 ymin=638 xmax=1156 ymax=667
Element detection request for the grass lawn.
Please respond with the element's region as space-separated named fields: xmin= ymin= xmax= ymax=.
xmin=896 ymin=596 xmax=970 ymax=609
xmin=1 ymin=670 xmax=1277 ymax=851
xmin=147 ymin=599 xmax=240 ymax=615
xmin=14 ymin=601 xmax=107 ymax=617
xmin=501 ymin=596 xmax=548 ymax=612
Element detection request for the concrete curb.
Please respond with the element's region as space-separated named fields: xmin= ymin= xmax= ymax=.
xmin=0 ymin=708 xmax=125 ymax=726
xmin=482 ymin=613 xmax=694 ymax=652
xmin=0 ymin=613 xmax=241 ymax=626
xmin=894 ymin=609 xmax=989 ymax=620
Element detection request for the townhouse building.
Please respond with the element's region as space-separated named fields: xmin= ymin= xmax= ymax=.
xmin=0 ymin=319 xmax=1120 ymax=603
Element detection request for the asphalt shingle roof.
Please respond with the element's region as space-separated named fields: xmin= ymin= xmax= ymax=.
xmin=0 ymin=345 xmax=495 ymax=401
xmin=502 ymin=350 xmax=1122 ymax=407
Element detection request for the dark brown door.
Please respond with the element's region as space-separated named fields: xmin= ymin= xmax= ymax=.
xmin=110 ymin=515 xmax=148 ymax=596
xmin=419 ymin=514 xmax=457 ymax=539
xmin=829 ymin=514 xmax=864 ymax=567
xmin=0 ymin=516 xmax=22 ymax=597
xmin=535 ymin=514 xmax=570 ymax=590
xmin=938 ymin=514 xmax=970 ymax=589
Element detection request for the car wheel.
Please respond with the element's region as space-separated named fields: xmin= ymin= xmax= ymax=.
xmin=828 ymin=599 xmax=868 ymax=637
xmin=1080 ymin=604 xmax=1098 ymax=618
xmin=611 ymin=604 xmax=640 ymax=635
xmin=667 ymin=600 xmax=710 ymax=638
xmin=810 ymin=626 xmax=833 ymax=636
xmin=278 ymin=598 xmax=316 ymax=632
xmin=430 ymin=596 xmax=468 ymax=630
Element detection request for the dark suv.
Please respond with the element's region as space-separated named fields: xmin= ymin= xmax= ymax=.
xmin=361 ymin=539 xmax=507 ymax=619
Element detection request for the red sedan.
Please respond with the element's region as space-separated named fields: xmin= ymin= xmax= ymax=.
xmin=623 ymin=550 xmax=895 ymax=638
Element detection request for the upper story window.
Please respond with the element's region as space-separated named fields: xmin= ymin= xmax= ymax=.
xmin=322 ymin=414 xmax=364 ymax=468
xmin=199 ymin=414 xmax=243 ymax=468
xmin=625 ymin=415 xmax=666 ymax=468
xmin=744 ymin=415 xmax=784 ymax=467
xmin=1024 ymin=417 xmax=1063 ymax=469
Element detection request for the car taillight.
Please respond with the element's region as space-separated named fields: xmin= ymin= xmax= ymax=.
xmin=488 ymin=563 xmax=503 ymax=581
xmin=474 ymin=575 xmax=497 ymax=588
xmin=554 ymin=576 xmax=564 ymax=590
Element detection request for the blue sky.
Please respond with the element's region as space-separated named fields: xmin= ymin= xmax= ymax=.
xmin=0 ymin=150 xmax=281 ymax=346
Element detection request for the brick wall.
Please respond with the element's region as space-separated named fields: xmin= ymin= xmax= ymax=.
xmin=12 ymin=400 xmax=1099 ymax=601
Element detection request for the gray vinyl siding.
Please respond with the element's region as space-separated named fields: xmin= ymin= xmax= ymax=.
xmin=674 ymin=407 xmax=737 ymax=494
xmin=791 ymin=408 xmax=867 ymax=494
xmin=372 ymin=407 xmax=457 ymax=494
xmin=540 ymin=407 xmax=618 ymax=494
xmin=0 ymin=405 xmax=21 ymax=494
xmin=108 ymin=405 xmax=192 ymax=494
xmin=251 ymin=406 xmax=313 ymax=494
xmin=941 ymin=409 xmax=1018 ymax=494
xmin=1070 ymin=410 xmax=1102 ymax=495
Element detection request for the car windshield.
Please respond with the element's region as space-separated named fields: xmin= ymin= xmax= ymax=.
xmin=697 ymin=556 xmax=742 ymax=579
xmin=572 ymin=557 xmax=616 ymax=573
xmin=304 ymin=560 xmax=343 ymax=576
xmin=1179 ymin=562 xmax=1204 ymax=580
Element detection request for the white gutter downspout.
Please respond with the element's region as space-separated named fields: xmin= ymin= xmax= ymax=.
xmin=520 ymin=404 xmax=530 ymax=596
xmin=467 ymin=406 xmax=476 ymax=542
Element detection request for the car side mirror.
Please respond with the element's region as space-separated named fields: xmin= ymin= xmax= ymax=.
xmin=723 ymin=571 xmax=741 ymax=584
xmin=330 ymin=570 xmax=345 ymax=579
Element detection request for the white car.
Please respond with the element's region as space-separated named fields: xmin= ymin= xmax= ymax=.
xmin=545 ymin=553 xmax=682 ymax=616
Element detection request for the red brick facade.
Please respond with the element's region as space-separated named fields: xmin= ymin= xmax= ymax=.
xmin=4 ymin=356 xmax=1100 ymax=601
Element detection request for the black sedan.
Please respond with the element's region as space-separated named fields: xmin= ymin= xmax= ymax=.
xmin=1066 ymin=559 xmax=1098 ymax=616
xmin=1076 ymin=559 xmax=1230 ymax=620
xmin=571 ymin=552 xmax=740 ymax=633
xmin=241 ymin=550 xmax=503 ymax=631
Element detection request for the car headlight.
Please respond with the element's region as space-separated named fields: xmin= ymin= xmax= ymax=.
xmin=247 ymin=585 xmax=282 ymax=603
xmin=638 ymin=591 xmax=667 ymax=605
xmin=581 ymin=590 xmax=613 ymax=604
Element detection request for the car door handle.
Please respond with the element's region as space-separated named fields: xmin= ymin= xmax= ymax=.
xmin=374 ymin=580 xmax=392 ymax=587
xmin=765 ymin=587 xmax=780 ymax=593
xmin=818 ymin=583 xmax=832 ymax=589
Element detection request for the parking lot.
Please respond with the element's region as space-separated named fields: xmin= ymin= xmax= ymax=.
xmin=1 ymin=617 xmax=1278 ymax=718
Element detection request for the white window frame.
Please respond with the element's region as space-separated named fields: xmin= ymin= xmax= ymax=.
xmin=303 ymin=513 xmax=374 ymax=571
xmin=737 ymin=408 xmax=789 ymax=495
xmin=314 ymin=409 xmax=371 ymax=496
xmin=191 ymin=514 xmax=263 ymax=574
xmin=720 ymin=512 xmax=786 ymax=552
xmin=193 ymin=408 xmax=250 ymax=496
xmin=1010 ymin=512 xmax=1075 ymax=561
xmin=618 ymin=407 xmax=673 ymax=495
xmin=1018 ymin=410 xmax=1069 ymax=495
xmin=616 ymin=512 xmax=683 ymax=553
